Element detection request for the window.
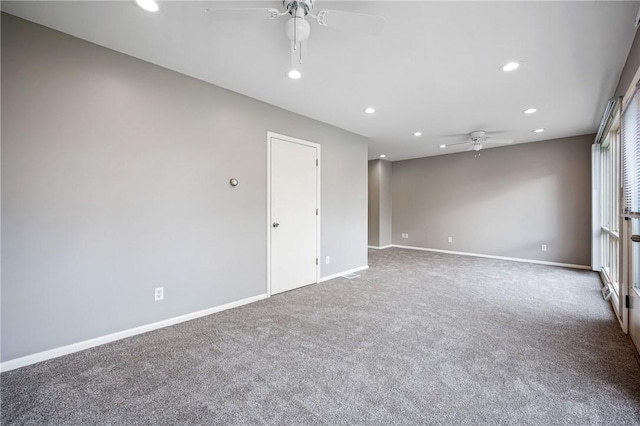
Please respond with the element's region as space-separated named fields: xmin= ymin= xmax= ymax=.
xmin=623 ymin=80 xmax=640 ymax=348
xmin=623 ymin=84 xmax=640 ymax=218
xmin=623 ymin=85 xmax=640 ymax=297
xmin=600 ymin=109 xmax=622 ymax=311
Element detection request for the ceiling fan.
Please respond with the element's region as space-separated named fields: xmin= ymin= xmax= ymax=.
xmin=204 ymin=1 xmax=385 ymax=77
xmin=442 ymin=131 xmax=514 ymax=152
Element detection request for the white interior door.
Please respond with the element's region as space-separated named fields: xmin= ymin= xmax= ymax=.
xmin=269 ymin=134 xmax=319 ymax=295
xmin=628 ymin=218 xmax=640 ymax=353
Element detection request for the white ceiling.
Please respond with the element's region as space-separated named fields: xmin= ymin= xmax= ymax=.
xmin=3 ymin=1 xmax=638 ymax=161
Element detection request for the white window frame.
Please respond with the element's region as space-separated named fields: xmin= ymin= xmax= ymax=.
xmin=599 ymin=112 xmax=623 ymax=324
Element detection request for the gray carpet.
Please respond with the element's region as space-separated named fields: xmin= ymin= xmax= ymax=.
xmin=2 ymin=248 xmax=640 ymax=425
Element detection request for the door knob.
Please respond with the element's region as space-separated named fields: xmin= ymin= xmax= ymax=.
xmin=632 ymin=235 xmax=640 ymax=243
xmin=272 ymin=222 xmax=280 ymax=228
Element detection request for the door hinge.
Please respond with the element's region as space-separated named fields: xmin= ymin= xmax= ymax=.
xmin=626 ymin=295 xmax=630 ymax=309
xmin=316 ymin=208 xmax=318 ymax=215
xmin=316 ymin=258 xmax=318 ymax=265
xmin=316 ymin=159 xmax=318 ymax=166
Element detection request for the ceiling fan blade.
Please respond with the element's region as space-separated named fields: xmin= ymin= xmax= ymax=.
xmin=315 ymin=10 xmax=385 ymax=35
xmin=465 ymin=146 xmax=475 ymax=151
xmin=443 ymin=141 xmax=471 ymax=147
xmin=204 ymin=8 xmax=282 ymax=22
xmin=484 ymin=139 xmax=514 ymax=145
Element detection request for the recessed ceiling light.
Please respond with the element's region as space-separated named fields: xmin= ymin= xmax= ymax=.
xmin=364 ymin=107 xmax=376 ymax=114
xmin=135 ymin=0 xmax=159 ymax=12
xmin=439 ymin=144 xmax=446 ymax=149
xmin=524 ymin=108 xmax=537 ymax=114
xmin=287 ymin=69 xmax=302 ymax=79
xmin=413 ymin=132 xmax=422 ymax=137
xmin=501 ymin=62 xmax=520 ymax=72
xmin=533 ymin=128 xmax=545 ymax=133
xmin=380 ymin=154 xmax=386 ymax=158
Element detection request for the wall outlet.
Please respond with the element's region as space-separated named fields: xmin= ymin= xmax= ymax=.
xmin=447 ymin=236 xmax=453 ymax=243
xmin=326 ymin=256 xmax=330 ymax=264
xmin=541 ymin=244 xmax=547 ymax=252
xmin=401 ymin=233 xmax=409 ymax=239
xmin=155 ymin=287 xmax=164 ymax=301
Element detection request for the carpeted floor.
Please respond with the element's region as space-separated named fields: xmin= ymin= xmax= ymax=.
xmin=2 ymin=248 xmax=640 ymax=425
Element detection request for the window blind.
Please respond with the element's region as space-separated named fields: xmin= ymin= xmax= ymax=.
xmin=623 ymin=85 xmax=640 ymax=217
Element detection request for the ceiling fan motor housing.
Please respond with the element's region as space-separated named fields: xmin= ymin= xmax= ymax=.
xmin=469 ymin=130 xmax=486 ymax=141
xmin=283 ymin=0 xmax=314 ymax=15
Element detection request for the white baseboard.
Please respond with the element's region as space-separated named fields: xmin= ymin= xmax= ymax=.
xmin=1 ymin=293 xmax=268 ymax=373
xmin=391 ymin=245 xmax=592 ymax=270
xmin=368 ymin=245 xmax=392 ymax=250
xmin=320 ymin=265 xmax=369 ymax=282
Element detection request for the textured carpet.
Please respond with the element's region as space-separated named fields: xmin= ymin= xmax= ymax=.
xmin=2 ymin=248 xmax=640 ymax=425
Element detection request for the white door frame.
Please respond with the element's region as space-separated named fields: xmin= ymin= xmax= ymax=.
xmin=620 ymin=67 xmax=640 ymax=346
xmin=266 ymin=131 xmax=321 ymax=297
xmin=620 ymin=215 xmax=629 ymax=333
xmin=628 ymin=217 xmax=640 ymax=352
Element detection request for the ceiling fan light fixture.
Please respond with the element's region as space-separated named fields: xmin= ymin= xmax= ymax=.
xmin=364 ymin=107 xmax=376 ymax=114
xmin=135 ymin=0 xmax=159 ymax=12
xmin=524 ymin=108 xmax=537 ymax=114
xmin=413 ymin=132 xmax=422 ymax=137
xmin=533 ymin=128 xmax=545 ymax=133
xmin=285 ymin=16 xmax=311 ymax=42
xmin=439 ymin=144 xmax=446 ymax=149
xmin=287 ymin=69 xmax=302 ymax=79
xmin=501 ymin=61 xmax=520 ymax=72
xmin=380 ymin=154 xmax=386 ymax=158
xmin=473 ymin=144 xmax=483 ymax=151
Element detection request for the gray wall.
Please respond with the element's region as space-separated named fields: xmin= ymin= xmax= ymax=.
xmin=368 ymin=159 xmax=392 ymax=247
xmin=392 ymin=135 xmax=593 ymax=266
xmin=1 ymin=14 xmax=368 ymax=362
xmin=378 ymin=160 xmax=392 ymax=247
xmin=616 ymin=26 xmax=640 ymax=96
xmin=368 ymin=161 xmax=380 ymax=247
